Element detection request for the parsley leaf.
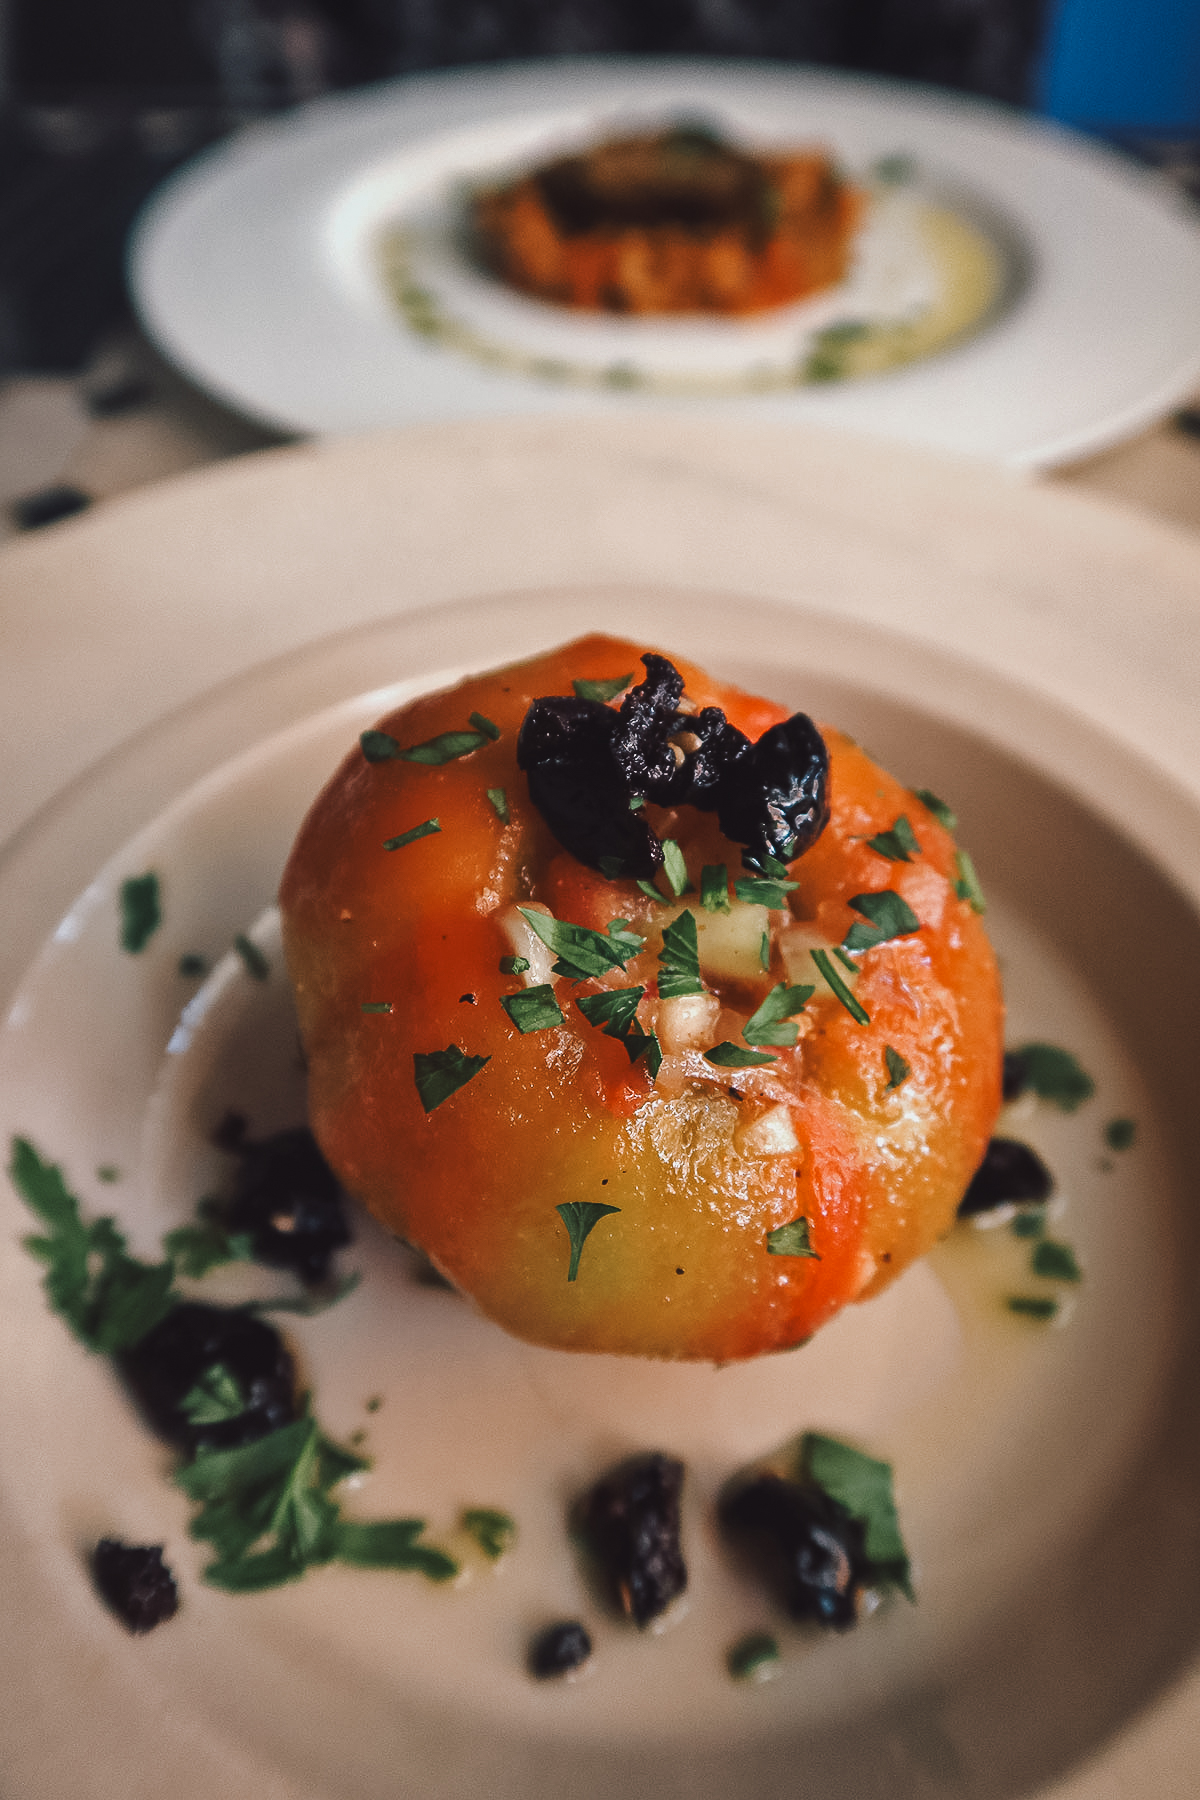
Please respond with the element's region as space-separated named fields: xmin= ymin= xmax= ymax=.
xmin=575 ymin=987 xmax=660 ymax=1071
xmin=912 ymin=788 xmax=957 ymax=831
xmin=461 ymin=1507 xmax=516 ymax=1560
xmin=727 ymin=1632 xmax=781 ymax=1681
xmin=120 ymin=872 xmax=161 ymax=953
xmin=361 ymin=1001 xmax=393 ymax=1014
xmin=660 ymin=839 xmax=690 ymax=898
xmin=883 ymin=1046 xmax=911 ymax=1091
xmin=517 ymin=909 xmax=644 ymax=981
xmin=362 ymin=725 xmax=490 ymax=765
xmin=1010 ymin=1043 xmax=1095 ymax=1112
xmin=701 ymin=865 xmax=731 ymax=913
xmin=636 ymin=878 xmax=671 ymax=906
xmin=498 ymin=954 xmax=529 ymax=975
xmin=810 ymin=950 xmax=870 ymax=1026
xmin=12 ymin=1138 xmax=177 ymax=1353
xmin=766 ymin=1217 xmax=818 ymax=1257
xmin=734 ymin=875 xmax=799 ymax=909
xmin=658 ymin=910 xmax=703 ymax=998
xmin=865 ymin=816 xmax=920 ymax=862
xmin=233 ymin=934 xmax=270 ymax=981
xmin=181 ymin=1363 xmax=249 ymax=1427
xmin=383 ymin=818 xmax=440 ymax=851
xmin=163 ymin=1197 xmax=254 ymax=1277
xmin=573 ymin=672 xmax=633 ymax=704
xmin=1008 ymin=1294 xmax=1059 ymax=1321
xmin=705 ymin=1041 xmax=777 ymax=1067
xmin=333 ymin=1518 xmax=458 ymax=1580
xmin=842 ymin=891 xmax=921 ymax=952
xmin=799 ymin=1433 xmax=912 ymax=1599
xmin=743 ymin=983 xmax=814 ymax=1047
xmin=500 ymin=985 xmax=565 ymax=1033
xmin=954 ymin=849 xmax=987 ymax=913
xmin=468 ymin=712 xmax=500 ymax=741
xmin=486 ymin=787 xmax=509 ymax=823
xmin=413 ymin=1046 xmax=490 ymax=1112
xmin=1032 ymin=1239 xmax=1082 ymax=1282
xmin=1105 ymin=1117 xmax=1136 ymax=1151
xmin=556 ymin=1200 xmax=621 ymax=1281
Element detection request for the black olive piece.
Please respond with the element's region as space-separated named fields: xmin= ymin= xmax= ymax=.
xmin=91 ymin=1539 xmax=179 ymax=1633
xmin=518 ymin=692 xmax=664 ymax=880
xmin=715 ymin=711 xmax=831 ymax=872
xmin=676 ymin=705 xmax=752 ymax=811
xmin=118 ymin=1301 xmax=298 ymax=1451
xmin=1002 ymin=1049 xmax=1031 ymax=1103
xmin=717 ymin=1473 xmax=867 ymax=1630
xmin=225 ymin=1125 xmax=352 ymax=1283
xmin=577 ymin=1451 xmax=687 ymax=1628
xmin=610 ymin=654 xmax=690 ymax=803
xmin=958 ymin=1137 xmax=1054 ymax=1216
xmin=527 ymin=1619 xmax=593 ymax=1678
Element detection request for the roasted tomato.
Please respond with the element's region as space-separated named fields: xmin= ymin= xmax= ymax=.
xmin=279 ymin=636 xmax=1002 ymax=1361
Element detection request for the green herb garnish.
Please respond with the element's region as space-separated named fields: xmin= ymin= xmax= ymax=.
xmin=660 ymin=839 xmax=690 ymax=898
xmin=1032 ymin=1239 xmax=1082 ymax=1282
xmin=1012 ymin=1043 xmax=1095 ymax=1112
xmin=233 ymin=934 xmax=269 ymax=981
xmin=658 ymin=910 xmax=703 ymax=998
xmin=1007 ymin=1295 xmax=1059 ymax=1321
xmin=700 ymin=864 xmax=730 ymax=912
xmin=1011 ymin=1207 xmax=1046 ymax=1239
xmin=912 ymin=788 xmax=957 ymax=831
xmin=163 ymin=1197 xmax=254 ymax=1277
xmin=97 ymin=1165 xmax=120 ymax=1184
xmin=556 ymin=1201 xmax=621 ymax=1282
xmin=883 ymin=1046 xmax=911 ymax=1091
xmin=499 ymin=954 xmax=529 ymax=975
xmin=12 ymin=1138 xmax=177 ymax=1352
xmin=333 ymin=1518 xmax=459 ymax=1580
xmin=243 ymin=1273 xmax=362 ymax=1318
xmin=865 ymin=815 xmax=920 ymax=862
xmin=727 ymin=1632 xmax=781 ymax=1681
xmin=361 ymin=725 xmax=490 ymax=765
xmin=810 ymin=949 xmax=871 ymax=1026
xmin=361 ymin=1001 xmax=393 ymax=1014
xmin=413 ymin=1046 xmax=490 ymax=1112
xmin=181 ymin=1362 xmax=249 ymax=1427
xmin=573 ymin=672 xmax=633 ymax=704
xmin=734 ymin=875 xmax=799 ymax=909
xmin=575 ymin=987 xmax=660 ymax=1071
xmin=759 ymin=931 xmax=771 ymax=972
xmin=468 ymin=712 xmax=500 ymax=741
xmin=517 ymin=909 xmax=644 ymax=982
xmin=636 ymin=879 xmax=671 ymax=906
xmin=704 ymin=1041 xmax=777 ymax=1067
xmin=954 ymin=849 xmax=987 ymax=914
xmin=500 ymin=985 xmax=565 ymax=1034
xmin=120 ymin=872 xmax=161 ymax=953
xmin=1105 ymin=1117 xmax=1137 ymax=1151
xmin=383 ymin=817 xmax=440 ymax=851
xmin=486 ymin=787 xmax=510 ymax=823
xmin=461 ymin=1507 xmax=516 ymax=1560
xmin=766 ymin=1216 xmax=818 ymax=1257
xmin=842 ymin=890 xmax=921 ymax=952
xmin=799 ymin=1433 xmax=913 ymax=1599
xmin=743 ymin=983 xmax=814 ymax=1047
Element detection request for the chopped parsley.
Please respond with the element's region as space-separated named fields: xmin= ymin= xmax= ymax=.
xmin=865 ymin=816 xmax=920 ymax=862
xmin=810 ymin=949 xmax=871 ymax=1026
xmin=636 ymin=879 xmax=671 ymax=906
xmin=743 ymin=983 xmax=814 ymax=1047
xmin=1007 ymin=1295 xmax=1059 ymax=1321
xmin=361 ymin=1001 xmax=393 ymax=1014
xmin=660 ymin=838 xmax=690 ymax=898
xmin=556 ymin=1200 xmax=621 ymax=1282
xmin=461 ymin=1507 xmax=516 ymax=1560
xmin=498 ymin=954 xmax=529 ymax=975
xmin=413 ymin=1046 xmax=490 ymax=1112
xmin=1010 ymin=1043 xmax=1095 ymax=1112
xmin=1031 ymin=1239 xmax=1082 ymax=1282
xmin=658 ymin=910 xmax=703 ymax=997
xmin=1105 ymin=1117 xmax=1137 ymax=1151
xmin=759 ymin=931 xmax=771 ymax=972
xmin=727 ymin=1632 xmax=781 ymax=1681
xmin=883 ymin=1046 xmax=911 ymax=1091
xmin=468 ymin=712 xmax=500 ymax=741
xmin=233 ymin=934 xmax=270 ymax=981
xmin=1011 ymin=1206 xmax=1046 ymax=1239
xmin=486 ymin=787 xmax=510 ymax=823
xmin=700 ymin=864 xmax=731 ymax=913
xmin=573 ymin=672 xmax=633 ymax=704
xmin=120 ymin=872 xmax=161 ymax=953
xmin=383 ymin=817 xmax=440 ymax=851
xmin=912 ymin=788 xmax=957 ymax=831
xmin=500 ymin=985 xmax=565 ymax=1034
xmin=181 ymin=1362 xmax=247 ymax=1427
xmin=163 ymin=1197 xmax=254 ymax=1277
xmin=734 ymin=874 xmax=799 ymax=909
xmin=954 ymin=849 xmax=987 ymax=914
xmin=799 ymin=1433 xmax=913 ymax=1600
xmin=705 ymin=1042 xmax=777 ymax=1068
xmin=575 ymin=987 xmax=660 ymax=1072
xmin=517 ymin=909 xmax=644 ymax=981
xmin=766 ymin=1216 xmax=818 ymax=1257
xmin=361 ymin=726 xmax=490 ymax=765
xmin=842 ymin=890 xmax=921 ymax=952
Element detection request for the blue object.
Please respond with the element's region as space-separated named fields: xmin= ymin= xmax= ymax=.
xmin=1040 ymin=0 xmax=1200 ymax=132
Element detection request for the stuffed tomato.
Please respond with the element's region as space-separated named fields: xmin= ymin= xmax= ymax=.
xmin=279 ymin=635 xmax=1002 ymax=1361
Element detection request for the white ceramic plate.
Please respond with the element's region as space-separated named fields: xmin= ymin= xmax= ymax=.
xmin=128 ymin=60 xmax=1200 ymax=466
xmin=2 ymin=420 xmax=1200 ymax=1800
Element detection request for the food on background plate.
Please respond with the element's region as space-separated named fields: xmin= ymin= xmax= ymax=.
xmin=472 ymin=124 xmax=863 ymax=316
xmin=280 ymin=636 xmax=1003 ymax=1360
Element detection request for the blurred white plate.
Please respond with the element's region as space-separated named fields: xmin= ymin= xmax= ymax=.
xmin=128 ymin=59 xmax=1200 ymax=466
xmin=2 ymin=420 xmax=1200 ymax=1798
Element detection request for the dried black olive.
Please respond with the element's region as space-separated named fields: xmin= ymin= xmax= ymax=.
xmin=518 ymin=693 xmax=662 ymax=879
xmin=958 ymin=1137 xmax=1054 ymax=1216
xmin=609 ymin=653 xmax=689 ymax=802
xmin=715 ymin=711 xmax=830 ymax=871
xmin=718 ymin=1472 xmax=866 ymax=1630
xmin=91 ymin=1538 xmax=179 ymax=1633
xmin=118 ymin=1301 xmax=297 ymax=1451
xmin=527 ymin=1619 xmax=593 ymax=1678
xmin=577 ymin=1451 xmax=687 ymax=1628
xmin=1002 ymin=1049 xmax=1031 ymax=1103
xmin=225 ymin=1125 xmax=351 ymax=1283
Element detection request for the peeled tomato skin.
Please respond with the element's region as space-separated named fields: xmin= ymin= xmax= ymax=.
xmin=279 ymin=634 xmax=1003 ymax=1362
